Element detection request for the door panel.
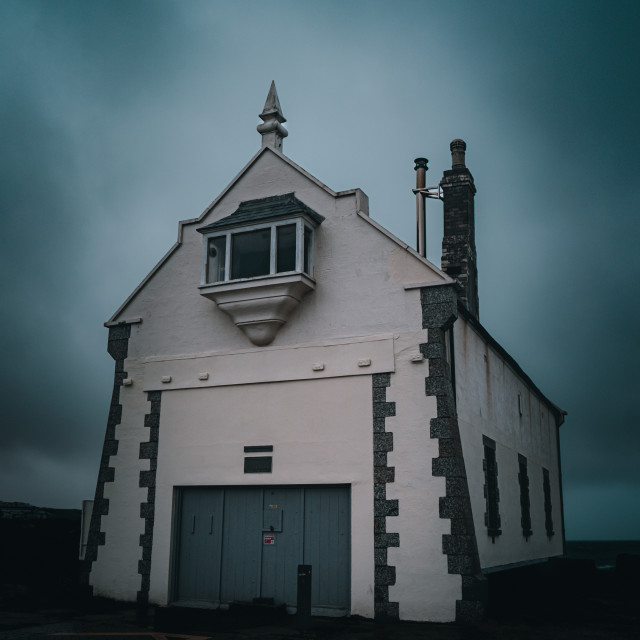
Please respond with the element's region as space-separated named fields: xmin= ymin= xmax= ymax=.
xmin=260 ymin=487 xmax=304 ymax=605
xmin=219 ymin=487 xmax=262 ymax=602
xmin=304 ymin=486 xmax=351 ymax=609
xmin=175 ymin=488 xmax=223 ymax=603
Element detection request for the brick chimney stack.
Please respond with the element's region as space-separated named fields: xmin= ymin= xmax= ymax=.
xmin=440 ymin=139 xmax=479 ymax=319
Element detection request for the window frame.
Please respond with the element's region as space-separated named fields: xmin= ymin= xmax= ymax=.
xmin=201 ymin=216 xmax=315 ymax=285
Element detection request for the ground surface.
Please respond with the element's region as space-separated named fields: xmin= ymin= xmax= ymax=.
xmin=1 ymin=562 xmax=638 ymax=640
xmin=0 ymin=594 xmax=638 ymax=640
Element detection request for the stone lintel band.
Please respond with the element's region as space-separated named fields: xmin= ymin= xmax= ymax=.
xmin=420 ymin=285 xmax=486 ymax=623
xmin=80 ymin=323 xmax=131 ymax=593
xmin=372 ymin=372 xmax=399 ymax=621
xmin=138 ymin=390 xmax=162 ymax=608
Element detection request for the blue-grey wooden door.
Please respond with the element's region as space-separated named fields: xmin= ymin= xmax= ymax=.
xmin=173 ymin=485 xmax=350 ymax=612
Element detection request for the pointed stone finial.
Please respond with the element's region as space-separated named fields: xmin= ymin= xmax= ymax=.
xmin=257 ymin=81 xmax=288 ymax=151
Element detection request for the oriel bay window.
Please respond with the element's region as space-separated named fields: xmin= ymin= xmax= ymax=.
xmin=204 ymin=219 xmax=312 ymax=284
xmin=197 ymin=193 xmax=324 ymax=347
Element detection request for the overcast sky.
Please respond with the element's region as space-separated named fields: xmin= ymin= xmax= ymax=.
xmin=1 ymin=0 xmax=638 ymax=540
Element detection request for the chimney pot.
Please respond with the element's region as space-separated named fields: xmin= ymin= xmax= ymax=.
xmin=414 ymin=157 xmax=428 ymax=189
xmin=450 ymin=139 xmax=466 ymax=169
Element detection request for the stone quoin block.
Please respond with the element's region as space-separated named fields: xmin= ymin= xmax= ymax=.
xmin=374 ymin=517 xmax=386 ymax=533
xmin=373 ymin=401 xmax=396 ymax=418
xmin=375 ymin=565 xmax=396 ymax=586
xmin=430 ymin=417 xmax=458 ymax=439
xmin=374 ymin=466 xmax=395 ymax=484
xmin=432 ymin=456 xmax=465 ymax=478
xmin=438 ymin=437 xmax=463 ymax=458
xmin=374 ymin=533 xmax=400 ymax=548
xmin=373 ymin=433 xmax=394 ymax=452
xmin=374 ymin=548 xmax=388 ymax=566
xmin=427 ymin=357 xmax=450 ymax=379
xmin=439 ymin=495 xmax=468 ymax=519
xmin=107 ymin=338 xmax=129 ymax=361
xmin=425 ymin=376 xmax=451 ymax=397
xmin=374 ymin=499 xmax=399 ymax=517
xmin=373 ymin=483 xmax=387 ymax=500
xmin=372 ymin=373 xmax=391 ymax=387
xmin=372 ymin=417 xmax=387 ymax=432
xmin=442 ymin=534 xmax=476 ymax=555
xmin=436 ymin=394 xmax=457 ymax=418
xmin=373 ymin=451 xmax=387 ymax=466
xmin=446 ymin=476 xmax=469 ymax=496
xmin=447 ymin=554 xmax=475 ymax=575
xmin=372 ymin=386 xmax=388 ymax=402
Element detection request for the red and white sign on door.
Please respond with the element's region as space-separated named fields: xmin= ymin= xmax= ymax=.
xmin=263 ymin=534 xmax=276 ymax=545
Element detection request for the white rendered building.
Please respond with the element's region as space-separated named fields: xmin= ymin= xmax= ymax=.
xmin=84 ymin=83 xmax=566 ymax=623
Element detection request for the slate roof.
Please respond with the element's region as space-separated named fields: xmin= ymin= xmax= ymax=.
xmin=197 ymin=192 xmax=325 ymax=234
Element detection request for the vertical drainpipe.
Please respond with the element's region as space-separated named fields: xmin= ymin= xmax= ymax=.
xmin=414 ymin=158 xmax=428 ymax=258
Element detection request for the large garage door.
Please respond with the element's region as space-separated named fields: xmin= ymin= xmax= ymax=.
xmin=172 ymin=485 xmax=350 ymax=614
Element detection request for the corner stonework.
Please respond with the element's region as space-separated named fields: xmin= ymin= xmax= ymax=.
xmin=372 ymin=373 xmax=399 ymax=620
xmin=420 ymin=285 xmax=486 ymax=623
xmin=138 ymin=390 xmax=162 ymax=608
xmin=80 ymin=323 xmax=131 ymax=593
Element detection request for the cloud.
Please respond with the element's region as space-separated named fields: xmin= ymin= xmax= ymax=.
xmin=0 ymin=0 xmax=638 ymax=537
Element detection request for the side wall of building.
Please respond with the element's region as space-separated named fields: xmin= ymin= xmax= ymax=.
xmin=454 ymin=314 xmax=564 ymax=570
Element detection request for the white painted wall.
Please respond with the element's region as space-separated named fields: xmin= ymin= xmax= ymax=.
xmin=386 ymin=331 xmax=460 ymax=622
xmin=90 ymin=359 xmax=151 ymax=600
xmin=148 ymin=375 xmax=375 ymax=616
xmin=454 ymin=317 xmax=564 ymax=569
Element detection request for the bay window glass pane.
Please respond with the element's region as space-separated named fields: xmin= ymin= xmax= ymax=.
xmin=276 ymin=224 xmax=296 ymax=273
xmin=231 ymin=228 xmax=271 ymax=279
xmin=303 ymin=226 xmax=312 ymax=274
xmin=207 ymin=236 xmax=226 ymax=282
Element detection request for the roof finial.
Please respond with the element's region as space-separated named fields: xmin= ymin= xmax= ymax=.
xmin=257 ymin=81 xmax=288 ymax=151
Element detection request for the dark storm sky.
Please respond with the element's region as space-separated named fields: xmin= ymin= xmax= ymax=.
xmin=1 ymin=0 xmax=638 ymax=540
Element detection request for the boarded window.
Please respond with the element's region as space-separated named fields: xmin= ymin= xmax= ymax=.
xmin=518 ymin=454 xmax=532 ymax=540
xmin=543 ymin=468 xmax=554 ymax=538
xmin=483 ymin=436 xmax=501 ymax=542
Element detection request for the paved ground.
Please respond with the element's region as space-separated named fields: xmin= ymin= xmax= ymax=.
xmin=2 ymin=564 xmax=639 ymax=640
xmin=1 ymin=596 xmax=639 ymax=640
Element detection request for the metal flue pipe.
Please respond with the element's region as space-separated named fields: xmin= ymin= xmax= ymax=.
xmin=414 ymin=158 xmax=428 ymax=258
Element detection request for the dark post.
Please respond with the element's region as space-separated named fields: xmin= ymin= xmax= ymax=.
xmin=296 ymin=564 xmax=312 ymax=631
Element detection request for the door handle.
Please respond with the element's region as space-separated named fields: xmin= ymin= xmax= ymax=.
xmin=191 ymin=514 xmax=196 ymax=534
xmin=210 ymin=515 xmax=214 ymax=535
